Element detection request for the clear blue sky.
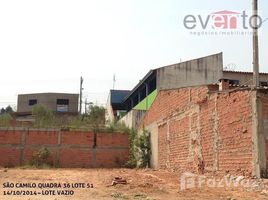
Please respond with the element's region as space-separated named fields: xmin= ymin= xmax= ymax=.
xmin=0 ymin=0 xmax=267 ymax=109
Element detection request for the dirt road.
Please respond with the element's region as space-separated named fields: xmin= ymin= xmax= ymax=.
xmin=0 ymin=168 xmax=267 ymax=200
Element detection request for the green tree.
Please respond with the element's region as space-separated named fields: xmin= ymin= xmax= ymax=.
xmin=0 ymin=114 xmax=13 ymax=127
xmin=0 ymin=105 xmax=14 ymax=114
xmin=125 ymin=128 xmax=138 ymax=168
xmin=134 ymin=130 xmax=151 ymax=168
xmin=125 ymin=129 xmax=151 ymax=168
xmin=85 ymin=105 xmax=105 ymax=131
xmin=5 ymin=106 xmax=14 ymax=113
xmin=32 ymin=105 xmax=55 ymax=128
xmin=0 ymin=108 xmax=5 ymax=114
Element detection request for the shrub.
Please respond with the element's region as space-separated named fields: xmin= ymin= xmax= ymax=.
xmin=125 ymin=128 xmax=138 ymax=168
xmin=134 ymin=129 xmax=151 ymax=168
xmin=30 ymin=147 xmax=51 ymax=167
xmin=0 ymin=113 xmax=13 ymax=127
xmin=84 ymin=106 xmax=105 ymax=132
xmin=32 ymin=105 xmax=55 ymax=128
xmin=105 ymin=121 xmax=129 ymax=133
xmin=125 ymin=129 xmax=151 ymax=168
xmin=68 ymin=116 xmax=85 ymax=129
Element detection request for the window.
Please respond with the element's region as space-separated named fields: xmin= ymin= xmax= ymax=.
xmin=56 ymin=99 xmax=69 ymax=105
xmin=29 ymin=99 xmax=37 ymax=106
xmin=260 ymin=81 xmax=268 ymax=87
xmin=56 ymin=99 xmax=69 ymax=112
xmin=229 ymin=80 xmax=240 ymax=85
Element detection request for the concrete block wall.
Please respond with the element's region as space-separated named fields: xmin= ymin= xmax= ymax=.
xmin=260 ymin=93 xmax=268 ymax=176
xmin=156 ymin=53 xmax=223 ymax=90
xmin=266 ymin=140 xmax=268 ymax=171
xmin=119 ymin=110 xmax=147 ymax=129
xmin=141 ymin=86 xmax=259 ymax=176
xmin=0 ymin=129 xmax=129 ymax=168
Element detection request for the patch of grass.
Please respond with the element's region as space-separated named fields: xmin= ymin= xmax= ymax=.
xmin=134 ymin=193 xmax=156 ymax=200
xmin=19 ymin=164 xmax=37 ymax=169
xmin=134 ymin=193 xmax=147 ymax=199
xmin=20 ymin=163 xmax=51 ymax=169
xmin=105 ymin=121 xmax=130 ymax=133
xmin=111 ymin=192 xmax=129 ymax=199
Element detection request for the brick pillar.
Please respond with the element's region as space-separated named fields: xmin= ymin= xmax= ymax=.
xmin=20 ymin=128 xmax=27 ymax=165
xmin=219 ymin=79 xmax=230 ymax=91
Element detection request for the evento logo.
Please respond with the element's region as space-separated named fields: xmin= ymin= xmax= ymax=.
xmin=182 ymin=10 xmax=263 ymax=36
xmin=211 ymin=10 xmax=240 ymax=29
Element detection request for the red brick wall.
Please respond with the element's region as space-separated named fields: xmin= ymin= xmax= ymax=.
xmin=158 ymin=124 xmax=168 ymax=169
xmin=141 ymin=86 xmax=254 ymax=176
xmin=216 ymin=91 xmax=253 ymax=176
xmin=0 ymin=148 xmax=21 ymax=167
xmin=27 ymin=130 xmax=58 ymax=145
xmin=59 ymin=149 xmax=93 ymax=168
xmin=95 ymin=149 xmax=129 ymax=168
xmin=97 ymin=133 xmax=129 ymax=147
xmin=0 ymin=130 xmax=21 ymax=144
xmin=0 ymin=129 xmax=129 ymax=168
xmin=169 ymin=116 xmax=191 ymax=171
xmin=61 ymin=131 xmax=94 ymax=146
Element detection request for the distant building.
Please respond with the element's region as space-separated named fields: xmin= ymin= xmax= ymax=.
xmin=223 ymin=70 xmax=268 ymax=86
xmin=106 ymin=90 xmax=130 ymax=122
xmin=17 ymin=93 xmax=79 ymax=115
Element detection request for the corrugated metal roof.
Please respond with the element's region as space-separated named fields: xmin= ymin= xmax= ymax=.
xmin=110 ymin=90 xmax=130 ymax=104
xmin=211 ymin=82 xmax=268 ymax=90
xmin=223 ymin=70 xmax=268 ymax=75
xmin=123 ymin=70 xmax=156 ymax=102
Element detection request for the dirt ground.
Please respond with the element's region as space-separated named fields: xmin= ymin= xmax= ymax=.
xmin=0 ymin=168 xmax=268 ymax=200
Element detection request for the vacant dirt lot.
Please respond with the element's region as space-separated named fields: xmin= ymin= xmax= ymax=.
xmin=0 ymin=168 xmax=267 ymax=200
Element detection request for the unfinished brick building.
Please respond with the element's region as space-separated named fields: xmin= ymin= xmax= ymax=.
xmin=140 ymin=81 xmax=268 ymax=178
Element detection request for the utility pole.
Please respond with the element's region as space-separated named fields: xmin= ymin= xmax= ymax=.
xmin=84 ymin=98 xmax=93 ymax=115
xmin=253 ymin=0 xmax=260 ymax=88
xmin=85 ymin=98 xmax=87 ymax=114
xmin=79 ymin=76 xmax=83 ymax=115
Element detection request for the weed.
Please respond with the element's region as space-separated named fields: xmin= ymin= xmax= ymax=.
xmin=0 ymin=113 xmax=13 ymax=127
xmin=30 ymin=147 xmax=51 ymax=167
xmin=111 ymin=192 xmax=129 ymax=199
